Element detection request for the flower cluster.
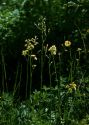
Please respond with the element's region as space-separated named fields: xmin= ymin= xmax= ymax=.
xmin=66 ymin=82 xmax=77 ymax=93
xmin=22 ymin=36 xmax=38 ymax=56
xmin=48 ymin=45 xmax=57 ymax=55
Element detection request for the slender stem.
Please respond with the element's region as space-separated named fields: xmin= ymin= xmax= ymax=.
xmin=1 ymin=48 xmax=7 ymax=92
xmin=75 ymin=23 xmax=86 ymax=54
xmin=14 ymin=64 xmax=22 ymax=99
xmin=48 ymin=55 xmax=52 ymax=88
xmin=1 ymin=56 xmax=4 ymax=93
xmin=13 ymin=63 xmax=19 ymax=95
xmin=69 ymin=48 xmax=73 ymax=82
xmin=40 ymin=49 xmax=43 ymax=89
xmin=26 ymin=54 xmax=32 ymax=98
xmin=26 ymin=56 xmax=29 ymax=98
xmin=58 ymin=53 xmax=62 ymax=122
xmin=3 ymin=56 xmax=7 ymax=92
xmin=53 ymin=56 xmax=58 ymax=84
xmin=30 ymin=54 xmax=32 ymax=97
xmin=70 ymin=61 xmax=73 ymax=82
xmin=40 ymin=28 xmax=44 ymax=89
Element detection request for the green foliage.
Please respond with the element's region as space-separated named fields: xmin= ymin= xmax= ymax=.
xmin=0 ymin=93 xmax=16 ymax=125
xmin=0 ymin=1 xmax=89 ymax=124
xmin=1 ymin=82 xmax=89 ymax=125
xmin=0 ymin=0 xmax=89 ymax=56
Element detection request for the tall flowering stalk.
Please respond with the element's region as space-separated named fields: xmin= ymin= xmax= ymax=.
xmin=48 ymin=45 xmax=57 ymax=85
xmin=36 ymin=16 xmax=47 ymax=89
xmin=48 ymin=44 xmax=62 ymax=121
xmin=64 ymin=40 xmax=73 ymax=82
xmin=22 ymin=37 xmax=38 ymax=98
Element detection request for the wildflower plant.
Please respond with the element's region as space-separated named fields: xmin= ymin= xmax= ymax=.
xmin=48 ymin=45 xmax=57 ymax=56
xmin=22 ymin=36 xmax=38 ymax=56
xmin=66 ymin=82 xmax=77 ymax=93
xmin=22 ymin=36 xmax=38 ymax=98
xmin=35 ymin=16 xmax=47 ymax=89
xmin=0 ymin=1 xmax=89 ymax=125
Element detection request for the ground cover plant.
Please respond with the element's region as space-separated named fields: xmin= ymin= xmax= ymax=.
xmin=0 ymin=0 xmax=89 ymax=125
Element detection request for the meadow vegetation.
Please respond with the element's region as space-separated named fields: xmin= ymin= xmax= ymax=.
xmin=0 ymin=0 xmax=89 ymax=124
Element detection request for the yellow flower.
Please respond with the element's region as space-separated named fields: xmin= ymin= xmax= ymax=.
xmin=48 ymin=45 xmax=57 ymax=55
xmin=22 ymin=50 xmax=29 ymax=56
xmin=77 ymin=48 xmax=82 ymax=51
xmin=70 ymin=82 xmax=77 ymax=90
xmin=66 ymin=82 xmax=77 ymax=93
xmin=27 ymin=43 xmax=34 ymax=51
xmin=31 ymin=55 xmax=37 ymax=60
xmin=64 ymin=40 xmax=71 ymax=47
xmin=31 ymin=37 xmax=38 ymax=45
